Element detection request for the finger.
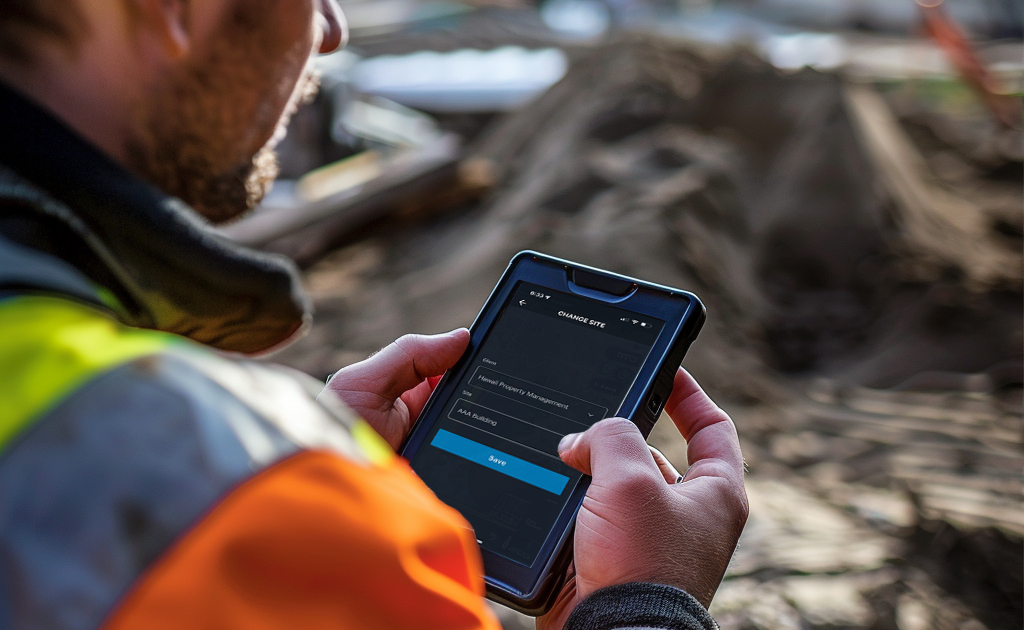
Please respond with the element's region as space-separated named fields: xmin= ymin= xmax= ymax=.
xmin=400 ymin=378 xmax=436 ymax=423
xmin=558 ymin=418 xmax=661 ymax=483
xmin=663 ymin=368 xmax=744 ymax=485
xmin=402 ymin=373 xmax=448 ymax=422
xmin=329 ymin=329 xmax=469 ymax=403
xmin=648 ymin=445 xmax=682 ymax=484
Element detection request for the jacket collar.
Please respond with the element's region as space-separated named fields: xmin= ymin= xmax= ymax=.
xmin=0 ymin=81 xmax=310 ymax=354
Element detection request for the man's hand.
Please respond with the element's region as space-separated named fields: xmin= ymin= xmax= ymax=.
xmin=538 ymin=368 xmax=748 ymax=629
xmin=323 ymin=330 xmax=470 ymax=450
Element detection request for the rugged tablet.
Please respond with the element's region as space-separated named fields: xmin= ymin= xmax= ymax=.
xmin=401 ymin=251 xmax=705 ymax=614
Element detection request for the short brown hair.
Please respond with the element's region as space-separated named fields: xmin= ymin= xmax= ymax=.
xmin=0 ymin=0 xmax=87 ymax=63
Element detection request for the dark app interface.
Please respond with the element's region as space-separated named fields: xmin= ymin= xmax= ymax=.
xmin=410 ymin=282 xmax=664 ymax=566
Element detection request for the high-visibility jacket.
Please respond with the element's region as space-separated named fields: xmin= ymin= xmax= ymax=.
xmin=0 ymin=292 xmax=499 ymax=630
xmin=0 ymin=81 xmax=499 ymax=630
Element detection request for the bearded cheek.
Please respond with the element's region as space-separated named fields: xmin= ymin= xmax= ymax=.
xmin=124 ymin=0 xmax=317 ymax=222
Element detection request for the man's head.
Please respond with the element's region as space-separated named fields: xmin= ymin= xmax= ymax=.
xmin=0 ymin=0 xmax=345 ymax=223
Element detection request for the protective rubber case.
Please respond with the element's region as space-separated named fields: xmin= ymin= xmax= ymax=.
xmin=400 ymin=251 xmax=705 ymax=614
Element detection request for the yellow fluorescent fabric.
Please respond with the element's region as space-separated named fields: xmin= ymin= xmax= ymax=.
xmin=0 ymin=296 xmax=173 ymax=451
xmin=350 ymin=420 xmax=395 ymax=465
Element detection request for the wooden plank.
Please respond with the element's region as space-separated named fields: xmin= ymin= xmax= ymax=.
xmin=220 ymin=135 xmax=495 ymax=265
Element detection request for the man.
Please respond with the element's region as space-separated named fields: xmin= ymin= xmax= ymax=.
xmin=0 ymin=1 xmax=748 ymax=629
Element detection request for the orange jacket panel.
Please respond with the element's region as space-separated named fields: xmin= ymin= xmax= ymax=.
xmin=102 ymin=450 xmax=502 ymax=630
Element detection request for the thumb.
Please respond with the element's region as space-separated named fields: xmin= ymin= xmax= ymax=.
xmin=329 ymin=329 xmax=469 ymax=402
xmin=558 ymin=418 xmax=659 ymax=482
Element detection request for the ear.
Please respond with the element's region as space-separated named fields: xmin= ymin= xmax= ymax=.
xmin=131 ymin=0 xmax=190 ymax=59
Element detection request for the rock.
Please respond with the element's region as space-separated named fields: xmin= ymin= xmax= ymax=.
xmin=780 ymin=572 xmax=894 ymax=628
xmin=730 ymin=479 xmax=899 ymax=576
xmin=711 ymin=579 xmax=803 ymax=630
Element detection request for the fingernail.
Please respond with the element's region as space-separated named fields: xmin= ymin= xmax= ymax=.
xmin=558 ymin=433 xmax=580 ymax=454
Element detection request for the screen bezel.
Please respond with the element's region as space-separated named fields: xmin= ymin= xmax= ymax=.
xmin=400 ymin=251 xmax=704 ymax=610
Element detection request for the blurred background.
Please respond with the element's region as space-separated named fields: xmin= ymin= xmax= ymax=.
xmin=221 ymin=1 xmax=1022 ymax=628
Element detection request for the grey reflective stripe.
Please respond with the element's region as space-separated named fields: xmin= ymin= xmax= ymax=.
xmin=0 ymin=351 xmax=364 ymax=630
xmin=170 ymin=347 xmax=366 ymax=463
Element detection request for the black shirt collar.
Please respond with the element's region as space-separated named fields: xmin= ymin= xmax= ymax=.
xmin=0 ymin=80 xmax=310 ymax=354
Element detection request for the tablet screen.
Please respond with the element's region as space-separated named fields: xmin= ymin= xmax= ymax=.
xmin=410 ymin=281 xmax=664 ymax=566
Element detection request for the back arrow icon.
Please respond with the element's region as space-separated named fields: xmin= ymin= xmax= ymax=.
xmin=519 ymin=300 xmax=526 ymax=306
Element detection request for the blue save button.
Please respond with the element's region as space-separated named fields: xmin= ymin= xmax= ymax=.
xmin=430 ymin=429 xmax=570 ymax=495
